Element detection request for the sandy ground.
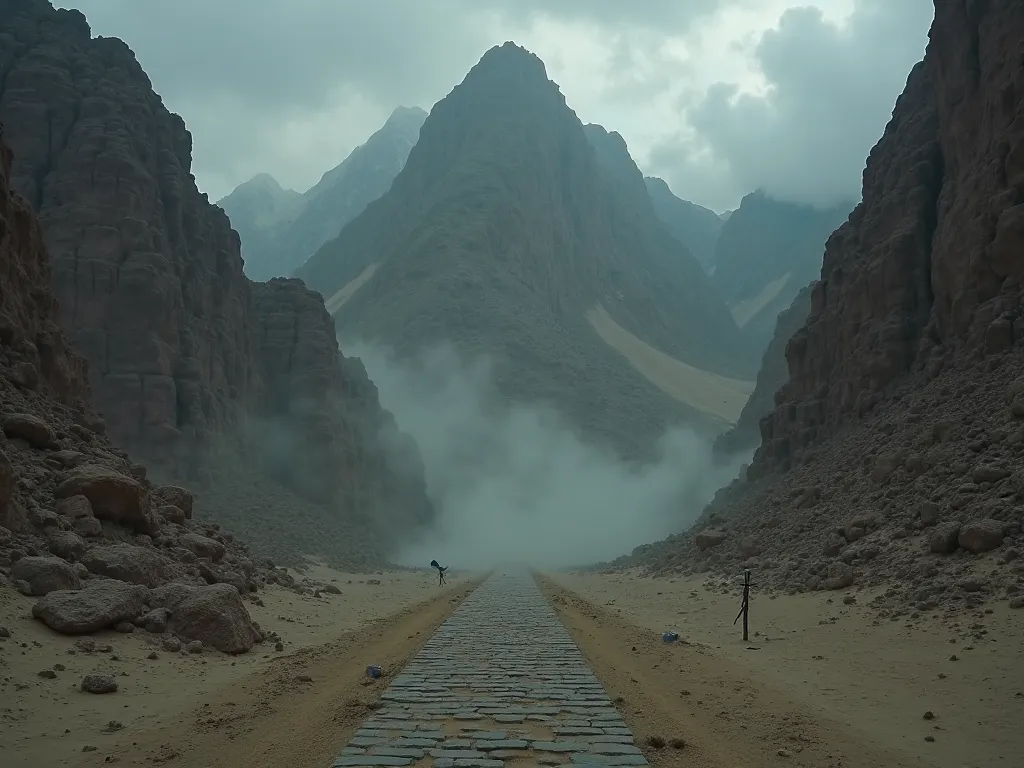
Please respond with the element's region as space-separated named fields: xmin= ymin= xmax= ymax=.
xmin=543 ymin=570 xmax=1024 ymax=768
xmin=585 ymin=304 xmax=753 ymax=423
xmin=0 ymin=566 xmax=480 ymax=768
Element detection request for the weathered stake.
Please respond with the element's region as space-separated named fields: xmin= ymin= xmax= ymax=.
xmin=733 ymin=569 xmax=752 ymax=641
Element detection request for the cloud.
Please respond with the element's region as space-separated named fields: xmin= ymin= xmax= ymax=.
xmin=652 ymin=0 xmax=934 ymax=209
xmin=351 ymin=343 xmax=745 ymax=570
xmin=56 ymin=0 xmax=932 ymax=211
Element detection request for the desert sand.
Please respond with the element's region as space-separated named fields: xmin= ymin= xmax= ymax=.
xmin=0 ymin=565 xmax=479 ymax=768
xmin=543 ymin=570 xmax=1023 ymax=768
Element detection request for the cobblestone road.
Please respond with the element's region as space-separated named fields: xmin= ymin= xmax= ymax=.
xmin=330 ymin=571 xmax=648 ymax=767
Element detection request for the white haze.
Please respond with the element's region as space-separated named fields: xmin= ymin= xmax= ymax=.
xmin=351 ymin=342 xmax=747 ymax=570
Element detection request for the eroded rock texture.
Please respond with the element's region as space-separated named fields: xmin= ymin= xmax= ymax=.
xmin=625 ymin=1 xmax=1024 ymax=616
xmin=757 ymin=1 xmax=1024 ymax=474
xmin=0 ymin=0 xmax=433 ymax=563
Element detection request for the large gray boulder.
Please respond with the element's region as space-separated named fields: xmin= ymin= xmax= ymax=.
xmin=32 ymin=579 xmax=149 ymax=634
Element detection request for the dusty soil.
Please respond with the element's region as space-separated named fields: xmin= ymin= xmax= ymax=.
xmin=0 ymin=566 xmax=481 ymax=767
xmin=541 ymin=570 xmax=1023 ymax=768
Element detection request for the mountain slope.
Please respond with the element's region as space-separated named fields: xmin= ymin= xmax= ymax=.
xmin=298 ymin=43 xmax=752 ymax=457
xmin=219 ymin=106 xmax=426 ymax=281
xmin=216 ymin=173 xmax=304 ymax=258
xmin=644 ymin=176 xmax=723 ymax=272
xmin=712 ymin=191 xmax=851 ymax=355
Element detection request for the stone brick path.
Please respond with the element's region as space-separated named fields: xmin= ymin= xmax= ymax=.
xmin=330 ymin=571 xmax=648 ymax=767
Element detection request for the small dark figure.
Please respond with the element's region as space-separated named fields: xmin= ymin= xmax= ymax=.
xmin=430 ymin=559 xmax=448 ymax=585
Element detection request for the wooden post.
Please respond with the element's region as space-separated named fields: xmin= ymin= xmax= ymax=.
xmin=733 ymin=569 xmax=752 ymax=641
xmin=742 ymin=569 xmax=750 ymax=642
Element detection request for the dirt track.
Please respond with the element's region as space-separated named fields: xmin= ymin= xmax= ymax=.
xmin=63 ymin=578 xmax=481 ymax=768
xmin=539 ymin=576 xmax=937 ymax=768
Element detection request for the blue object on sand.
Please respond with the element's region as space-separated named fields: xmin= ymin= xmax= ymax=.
xmin=662 ymin=631 xmax=679 ymax=643
xmin=366 ymin=664 xmax=382 ymax=679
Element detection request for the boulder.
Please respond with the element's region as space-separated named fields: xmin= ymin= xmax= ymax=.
xmin=81 ymin=674 xmax=118 ymax=694
xmin=47 ymin=531 xmax=87 ymax=561
xmin=153 ymin=486 xmax=194 ymax=519
xmin=74 ymin=516 xmax=103 ymax=537
xmin=695 ymin=529 xmax=728 ymax=551
xmin=1 ymin=413 xmax=58 ymax=449
xmin=54 ymin=465 xmax=148 ymax=528
xmin=972 ymin=465 xmax=1011 ymax=484
xmin=958 ymin=519 xmax=1006 ymax=554
xmin=32 ymin=579 xmax=149 ymax=634
xmin=823 ymin=562 xmax=855 ymax=590
xmin=80 ymin=544 xmax=190 ymax=587
xmin=929 ymin=522 xmax=962 ymax=554
xmin=179 ymin=532 xmax=226 ymax=562
xmin=157 ymin=505 xmax=186 ymax=525
xmin=0 ymin=448 xmax=13 ymax=522
xmin=150 ymin=582 xmax=260 ymax=653
xmin=55 ymin=495 xmax=93 ymax=519
xmin=11 ymin=556 xmax=80 ymax=595
xmin=918 ymin=501 xmax=941 ymax=527
xmin=137 ymin=607 xmax=171 ymax=633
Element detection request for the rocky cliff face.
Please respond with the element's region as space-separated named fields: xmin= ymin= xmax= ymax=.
xmin=1 ymin=124 xmax=290 ymax=652
xmin=298 ymin=44 xmax=750 ymax=456
xmin=0 ymin=0 xmax=434 ymax=565
xmin=219 ymin=106 xmax=427 ymax=282
xmin=644 ymin=176 xmax=723 ymax=273
xmin=624 ymin=0 xmax=1024 ymax=616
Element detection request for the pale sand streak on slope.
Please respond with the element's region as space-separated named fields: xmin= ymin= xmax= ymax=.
xmin=324 ymin=262 xmax=379 ymax=315
xmin=730 ymin=271 xmax=792 ymax=328
xmin=585 ymin=304 xmax=753 ymax=424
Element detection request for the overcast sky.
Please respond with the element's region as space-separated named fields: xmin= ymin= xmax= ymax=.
xmin=58 ymin=0 xmax=933 ymax=212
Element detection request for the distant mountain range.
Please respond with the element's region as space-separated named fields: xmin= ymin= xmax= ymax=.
xmin=217 ymin=106 xmax=427 ymax=281
xmin=220 ymin=47 xmax=853 ymax=457
xmin=295 ymin=43 xmax=757 ymax=457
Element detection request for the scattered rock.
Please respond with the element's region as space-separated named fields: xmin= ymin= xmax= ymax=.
xmin=80 ymin=674 xmax=118 ymax=694
xmin=32 ymin=579 xmax=149 ymax=634
xmin=695 ymin=529 xmax=728 ymax=550
xmin=958 ymin=519 xmax=1006 ymax=554
xmin=929 ymin=522 xmax=962 ymax=555
xmin=80 ymin=544 xmax=188 ymax=587
xmin=54 ymin=465 xmax=148 ymax=528
xmin=11 ymin=556 xmax=81 ymax=596
xmin=150 ymin=583 xmax=261 ymax=653
xmin=2 ymin=413 xmax=59 ymax=449
xmin=824 ymin=562 xmax=855 ymax=590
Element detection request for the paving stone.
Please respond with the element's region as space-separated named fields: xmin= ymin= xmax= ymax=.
xmin=367 ymin=748 xmax=426 ymax=758
xmin=533 ymin=741 xmax=592 ymax=752
xmin=587 ymin=744 xmax=643 ymax=755
xmin=477 ymin=739 xmax=528 ymax=750
xmin=569 ymin=755 xmax=648 ymax=766
xmin=430 ymin=750 xmax=487 ymax=759
xmin=327 ymin=572 xmax=646 ymax=768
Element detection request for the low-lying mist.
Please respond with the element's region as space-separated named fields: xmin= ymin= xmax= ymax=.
xmin=351 ymin=342 xmax=747 ymax=571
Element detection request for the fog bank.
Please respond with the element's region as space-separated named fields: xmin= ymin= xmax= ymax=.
xmin=352 ymin=342 xmax=746 ymax=570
